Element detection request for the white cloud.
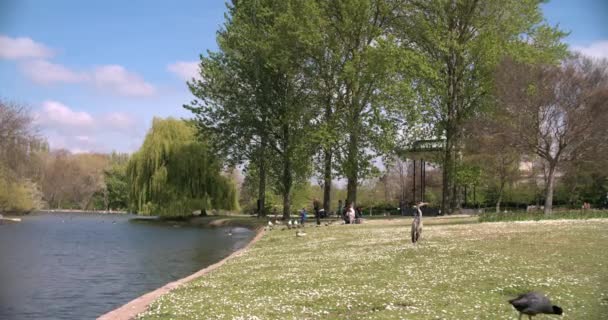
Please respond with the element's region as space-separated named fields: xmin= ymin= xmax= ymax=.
xmin=103 ymin=112 xmax=135 ymax=130
xmin=17 ymin=60 xmax=156 ymax=97
xmin=0 ymin=35 xmax=54 ymax=60
xmin=19 ymin=60 xmax=88 ymax=84
xmin=92 ymin=65 xmax=156 ymax=97
xmin=34 ymin=101 xmax=143 ymax=153
xmin=36 ymin=100 xmax=95 ymax=129
xmin=167 ymin=61 xmax=199 ymax=81
xmin=573 ymin=40 xmax=608 ymax=60
xmin=75 ymin=135 xmax=93 ymax=142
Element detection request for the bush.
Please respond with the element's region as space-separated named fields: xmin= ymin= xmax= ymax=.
xmin=0 ymin=176 xmax=39 ymax=214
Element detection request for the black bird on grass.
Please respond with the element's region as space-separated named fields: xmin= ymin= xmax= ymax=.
xmin=509 ymin=292 xmax=563 ymax=319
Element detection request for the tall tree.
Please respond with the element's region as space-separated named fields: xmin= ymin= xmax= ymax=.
xmin=187 ymin=1 xmax=274 ymax=217
xmin=127 ymin=118 xmax=237 ymax=217
xmin=103 ymin=153 xmax=130 ymax=211
xmin=493 ymin=56 xmax=608 ymax=214
xmin=465 ymin=116 xmax=520 ymax=212
xmin=0 ymin=100 xmax=48 ymax=213
xmin=316 ymin=0 xmax=408 ymax=207
xmin=189 ymin=0 xmax=320 ymax=219
xmin=394 ymin=0 xmax=567 ymax=214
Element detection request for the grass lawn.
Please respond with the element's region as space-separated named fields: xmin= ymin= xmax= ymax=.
xmin=137 ymin=216 xmax=608 ymax=319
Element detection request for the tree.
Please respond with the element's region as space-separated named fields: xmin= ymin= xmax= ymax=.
xmin=189 ymin=0 xmax=320 ymax=219
xmin=493 ymin=56 xmax=608 ymax=214
xmin=0 ymin=100 xmax=47 ymax=213
xmin=394 ymin=0 xmax=567 ymax=214
xmin=464 ymin=117 xmax=519 ymax=212
xmin=315 ymin=0 xmax=409 ymax=208
xmin=104 ymin=153 xmax=130 ymax=211
xmin=127 ymin=118 xmax=237 ymax=217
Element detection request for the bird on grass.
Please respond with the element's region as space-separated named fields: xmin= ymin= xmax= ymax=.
xmin=266 ymin=221 xmax=274 ymax=231
xmin=509 ymin=292 xmax=563 ymax=319
xmin=411 ymin=202 xmax=428 ymax=244
xmin=296 ymin=230 xmax=306 ymax=237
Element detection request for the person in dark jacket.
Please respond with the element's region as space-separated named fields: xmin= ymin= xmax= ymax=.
xmin=313 ymin=199 xmax=321 ymax=225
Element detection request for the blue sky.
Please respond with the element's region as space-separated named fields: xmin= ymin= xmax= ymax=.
xmin=1 ymin=0 xmax=607 ymax=153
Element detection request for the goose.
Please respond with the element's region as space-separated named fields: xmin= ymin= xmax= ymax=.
xmin=287 ymin=220 xmax=293 ymax=229
xmin=509 ymin=292 xmax=563 ymax=319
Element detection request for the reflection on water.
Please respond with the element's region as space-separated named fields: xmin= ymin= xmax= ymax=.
xmin=0 ymin=212 xmax=254 ymax=320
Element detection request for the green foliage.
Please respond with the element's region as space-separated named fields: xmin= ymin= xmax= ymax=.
xmin=0 ymin=166 xmax=38 ymax=214
xmin=479 ymin=210 xmax=608 ymax=222
xmin=104 ymin=162 xmax=129 ymax=210
xmin=127 ymin=118 xmax=238 ymax=217
xmin=0 ymin=100 xmax=47 ymax=213
xmin=393 ymin=0 xmax=567 ymax=213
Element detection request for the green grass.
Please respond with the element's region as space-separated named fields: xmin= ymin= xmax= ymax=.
xmin=479 ymin=210 xmax=608 ymax=222
xmin=137 ymin=216 xmax=608 ymax=319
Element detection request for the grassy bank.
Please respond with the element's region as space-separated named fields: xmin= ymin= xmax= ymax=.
xmin=137 ymin=217 xmax=608 ymax=319
xmin=479 ymin=210 xmax=608 ymax=222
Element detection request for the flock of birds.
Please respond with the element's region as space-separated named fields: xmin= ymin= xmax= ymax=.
xmin=261 ymin=204 xmax=565 ymax=319
xmin=265 ymin=218 xmax=339 ymax=237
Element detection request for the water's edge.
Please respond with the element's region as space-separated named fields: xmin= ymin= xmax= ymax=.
xmin=97 ymin=227 xmax=265 ymax=320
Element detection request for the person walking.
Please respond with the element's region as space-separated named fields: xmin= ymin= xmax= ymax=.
xmin=299 ymin=207 xmax=308 ymax=225
xmin=313 ymin=199 xmax=321 ymax=225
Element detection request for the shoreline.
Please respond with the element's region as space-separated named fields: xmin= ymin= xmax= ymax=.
xmin=130 ymin=215 xmax=267 ymax=230
xmin=97 ymin=226 xmax=266 ymax=320
xmin=39 ymin=209 xmax=130 ymax=214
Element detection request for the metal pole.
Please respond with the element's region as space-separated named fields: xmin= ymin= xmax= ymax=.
xmin=412 ymin=159 xmax=416 ymax=203
xmin=420 ymin=159 xmax=424 ymax=202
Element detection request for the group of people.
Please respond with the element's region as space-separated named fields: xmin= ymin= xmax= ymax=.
xmin=298 ymin=199 xmax=362 ymax=226
xmin=336 ymin=200 xmax=362 ymax=224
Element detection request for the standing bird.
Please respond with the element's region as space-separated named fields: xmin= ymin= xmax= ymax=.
xmin=509 ymin=292 xmax=563 ymax=319
xmin=411 ymin=202 xmax=428 ymax=244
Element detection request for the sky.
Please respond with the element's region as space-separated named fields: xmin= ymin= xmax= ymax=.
xmin=0 ymin=0 xmax=607 ymax=154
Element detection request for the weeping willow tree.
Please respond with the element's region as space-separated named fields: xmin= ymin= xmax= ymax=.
xmin=127 ymin=118 xmax=238 ymax=217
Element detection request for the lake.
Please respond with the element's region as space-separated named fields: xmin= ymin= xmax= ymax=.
xmin=0 ymin=212 xmax=254 ymax=320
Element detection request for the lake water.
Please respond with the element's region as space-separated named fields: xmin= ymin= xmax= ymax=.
xmin=0 ymin=212 xmax=254 ymax=320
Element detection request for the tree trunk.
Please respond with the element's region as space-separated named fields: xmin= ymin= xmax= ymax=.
xmin=544 ymin=163 xmax=557 ymax=215
xmin=257 ymin=138 xmax=267 ymax=218
xmin=345 ymin=132 xmax=358 ymax=208
xmin=441 ymin=129 xmax=454 ymax=215
xmin=322 ymin=97 xmax=333 ymax=214
xmin=495 ymin=182 xmax=505 ymax=213
xmin=281 ymin=123 xmax=292 ymax=220
xmin=323 ymin=147 xmax=332 ymax=213
xmin=282 ymin=155 xmax=293 ymax=220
